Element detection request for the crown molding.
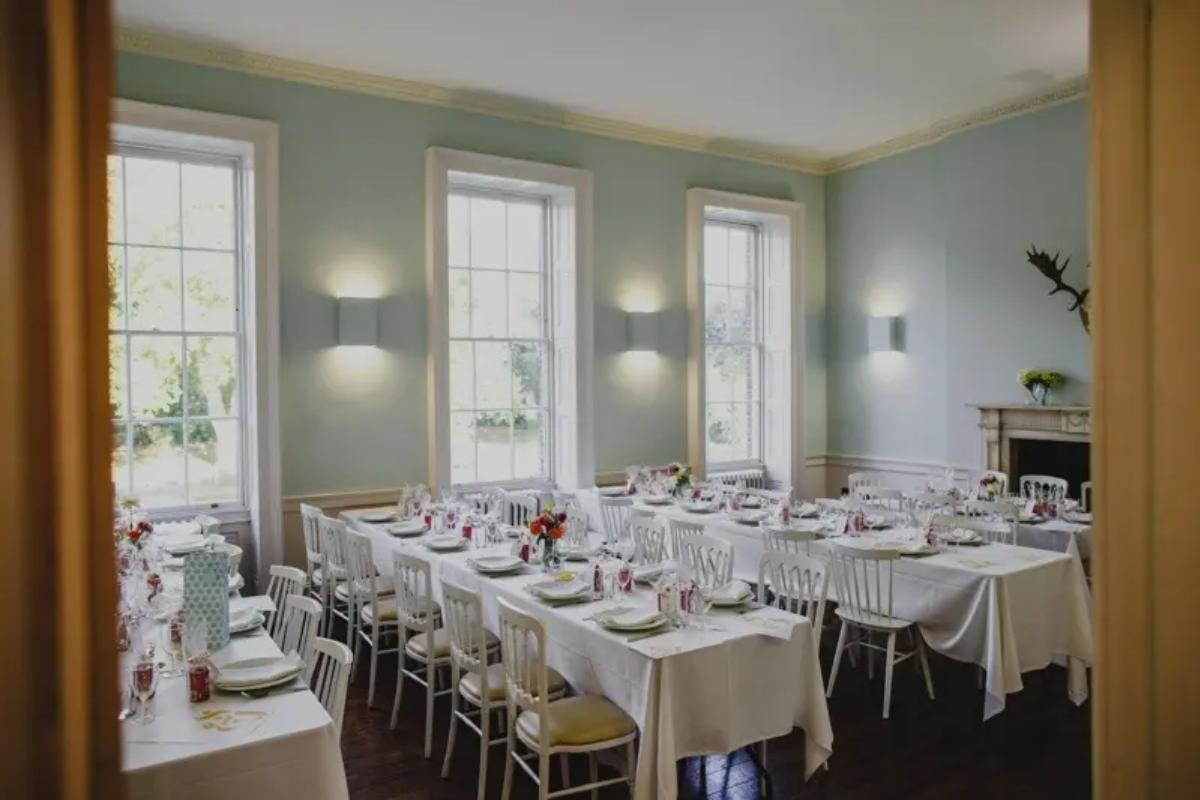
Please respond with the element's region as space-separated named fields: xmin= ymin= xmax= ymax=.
xmin=115 ymin=26 xmax=1088 ymax=177
xmin=824 ymin=77 xmax=1089 ymax=172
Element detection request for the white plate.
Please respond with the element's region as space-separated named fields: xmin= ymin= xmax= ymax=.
xmin=229 ymin=610 xmax=265 ymax=634
xmin=162 ymin=539 xmax=207 ymax=555
xmin=560 ymin=546 xmax=598 ymax=561
xmin=469 ymin=555 xmax=525 ymax=574
xmin=730 ymin=510 xmax=766 ymax=525
xmin=633 ymin=566 xmax=663 ymax=583
xmin=594 ymin=608 xmax=667 ymax=632
xmin=386 ymin=520 xmax=427 ymax=536
xmin=711 ymin=593 xmax=753 ymax=608
xmin=213 ymin=656 xmax=304 ymax=691
xmin=528 ymin=579 xmax=591 ymax=602
xmin=681 ymin=503 xmax=715 ymax=514
xmin=1065 ymin=512 xmax=1092 ymax=524
xmin=361 ymin=509 xmax=399 ymax=523
xmin=641 ymin=495 xmax=673 ymax=506
xmin=500 ymin=525 xmax=526 ymax=539
xmin=898 ymin=543 xmax=939 ymax=557
xmin=598 ymin=487 xmax=627 ymax=497
xmin=425 ymin=535 xmax=468 ymax=552
xmin=739 ymin=498 xmax=763 ymax=509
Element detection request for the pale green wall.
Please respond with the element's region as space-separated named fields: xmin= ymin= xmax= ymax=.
xmin=116 ymin=52 xmax=827 ymax=496
xmin=827 ymin=99 xmax=1090 ymax=469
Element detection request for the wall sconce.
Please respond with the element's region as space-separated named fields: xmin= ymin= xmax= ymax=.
xmin=337 ymin=297 xmax=378 ymax=346
xmin=868 ymin=315 xmax=901 ymax=353
xmin=625 ymin=311 xmax=658 ymax=352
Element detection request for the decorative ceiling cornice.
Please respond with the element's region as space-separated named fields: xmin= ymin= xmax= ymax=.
xmin=114 ymin=26 xmax=1088 ymax=176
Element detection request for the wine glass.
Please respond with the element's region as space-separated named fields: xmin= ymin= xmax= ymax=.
xmin=161 ymin=622 xmax=185 ymax=677
xmin=129 ymin=661 xmax=159 ymax=724
xmin=692 ymin=583 xmax=715 ymax=632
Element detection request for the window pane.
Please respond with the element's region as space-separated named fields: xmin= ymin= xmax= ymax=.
xmin=511 ymin=342 xmax=545 ymax=407
xmin=181 ymin=163 xmax=235 ymax=250
xmin=109 ymin=336 xmax=127 ymax=418
xmin=109 ymin=246 xmax=126 ymax=329
xmin=183 ymin=251 xmax=236 ymax=331
xmin=704 ymin=224 xmax=728 ymax=284
xmin=725 ymin=289 xmax=755 ymax=343
xmin=469 ymin=197 xmax=505 ymax=269
xmin=127 ymin=246 xmax=182 ymax=331
xmin=474 ymin=341 xmax=511 ymax=409
xmin=187 ymin=336 xmax=239 ymax=417
xmin=132 ymin=422 xmax=186 ymax=508
xmin=506 ymin=201 xmax=542 ymax=271
xmin=449 ymin=341 xmax=474 ymax=410
xmin=129 ymin=335 xmax=183 ymax=418
xmin=706 ymin=403 xmax=736 ymax=464
xmin=728 ymin=226 xmax=751 ymax=286
xmin=112 ymin=422 xmax=130 ymax=501
xmin=471 ymin=270 xmax=507 ymax=338
xmin=514 ymin=409 xmax=546 ymax=479
xmin=475 ymin=411 xmax=512 ymax=482
xmin=448 ymin=268 xmax=470 ymax=338
xmin=704 ymin=285 xmax=728 ymax=344
xmin=124 ymin=156 xmax=180 ymax=246
xmin=508 ymin=272 xmax=541 ymax=339
xmin=448 ymin=194 xmax=470 ymax=267
xmin=450 ymin=411 xmax=477 ymax=484
xmin=187 ymin=419 xmax=239 ymax=504
xmin=107 ymin=155 xmax=124 ymax=242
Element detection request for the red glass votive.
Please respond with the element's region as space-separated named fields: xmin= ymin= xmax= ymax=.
xmin=423 ymin=513 xmax=432 ymax=528
xmin=617 ymin=564 xmax=633 ymax=593
xmin=462 ymin=524 xmax=473 ymax=541
xmin=169 ymin=614 xmax=185 ymax=644
xmin=188 ymin=661 xmax=211 ymax=703
xmin=133 ymin=661 xmax=155 ymax=695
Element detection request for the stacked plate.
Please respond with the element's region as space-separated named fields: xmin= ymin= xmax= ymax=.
xmin=864 ymin=515 xmax=893 ymax=531
xmin=710 ymin=580 xmax=754 ymax=607
xmin=739 ymin=497 xmax=763 ymax=509
xmin=158 ymin=534 xmax=207 ymax=556
xmin=633 ymin=564 xmax=664 ymax=583
xmin=943 ymin=528 xmax=985 ymax=546
xmin=593 ymin=607 xmax=668 ymax=634
xmin=792 ymin=502 xmax=820 ymax=519
xmin=361 ymin=508 xmax=399 ymax=524
xmin=468 ymin=554 xmax=525 ymax=575
xmin=1019 ymin=512 xmax=1045 ymax=524
xmin=214 ymin=654 xmax=305 ymax=693
xmin=527 ymin=576 xmax=592 ymax=605
xmin=641 ymin=495 xmax=673 ymax=506
xmin=424 ymin=534 xmax=468 ymax=552
xmin=729 ymin=509 xmax=767 ymax=526
xmin=1065 ymin=511 xmax=1092 ymax=524
xmin=385 ymin=519 xmax=426 ymax=537
xmin=229 ymin=606 xmax=265 ymax=635
xmin=680 ymin=501 xmax=715 ymax=514
xmin=560 ymin=544 xmax=598 ymax=561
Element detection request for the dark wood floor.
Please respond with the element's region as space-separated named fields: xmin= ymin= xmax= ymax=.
xmin=338 ymin=627 xmax=1090 ymax=800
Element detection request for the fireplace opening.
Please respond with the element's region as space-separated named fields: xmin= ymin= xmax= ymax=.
xmin=1009 ymin=438 xmax=1090 ymax=499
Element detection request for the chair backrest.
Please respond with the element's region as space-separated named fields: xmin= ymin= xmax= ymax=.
xmin=961 ymin=498 xmax=1020 ymax=525
xmin=564 ymin=506 xmax=590 ymax=550
xmin=629 ymin=515 xmax=666 ymax=564
xmin=441 ymin=580 xmax=490 ymax=691
xmin=299 ymin=503 xmax=323 ymax=573
xmin=828 ymin=542 xmax=901 ymax=627
xmin=847 ymin=471 xmax=883 ymax=493
xmin=974 ymin=470 xmax=1010 ymax=498
xmin=308 ymin=637 xmax=353 ymax=737
xmin=1020 ymin=474 xmax=1069 ymax=503
xmin=504 ymin=492 xmax=541 ymax=527
xmin=762 ymin=526 xmax=816 ymax=556
xmin=931 ymin=514 xmax=1016 ymax=545
xmin=679 ymin=533 xmax=734 ymax=591
xmin=853 ymin=486 xmax=904 ymax=510
xmin=551 ymin=492 xmax=581 ymax=515
xmin=318 ymin=515 xmax=349 ymax=580
xmin=667 ymin=517 xmax=704 ymax=560
xmin=1080 ymin=480 xmax=1093 ymax=512
xmin=392 ymin=551 xmax=437 ymax=634
xmin=905 ymin=492 xmax=957 ymax=512
xmin=280 ymin=594 xmax=322 ymax=663
xmin=598 ymin=495 xmax=634 ymax=546
xmin=343 ymin=530 xmax=379 ymax=606
xmin=743 ymin=486 xmax=790 ymax=504
xmin=758 ymin=551 xmax=828 ymax=645
xmin=265 ymin=565 xmax=308 ymax=641
xmin=496 ymin=596 xmax=550 ymax=724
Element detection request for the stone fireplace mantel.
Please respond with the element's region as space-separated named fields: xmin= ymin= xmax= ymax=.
xmin=973 ymin=404 xmax=1091 ymax=475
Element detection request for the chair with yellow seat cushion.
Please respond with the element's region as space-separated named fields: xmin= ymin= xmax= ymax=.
xmin=497 ymin=597 xmax=636 ymax=800
xmin=440 ymin=582 xmax=565 ymax=800
xmin=343 ymin=530 xmax=400 ymax=709
xmin=317 ymin=515 xmax=352 ymax=639
xmin=299 ymin=503 xmax=324 ymax=602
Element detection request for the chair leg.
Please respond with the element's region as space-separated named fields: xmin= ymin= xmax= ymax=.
xmin=538 ymin=750 xmax=551 ymax=800
xmin=476 ymin=699 xmax=491 ymax=800
xmin=366 ymin=625 xmax=380 ymax=708
xmin=441 ymin=679 xmax=459 ymax=779
xmin=882 ymin=631 xmax=897 ymax=720
xmin=345 ymin=598 xmax=356 ymax=650
xmin=589 ymin=753 xmax=599 ymax=800
xmin=559 ymin=754 xmax=570 ymax=791
xmin=826 ymin=621 xmax=848 ymax=698
xmin=627 ymin=739 xmax=636 ymax=797
xmin=390 ymin=635 xmax=407 ymax=730
xmin=424 ymin=664 xmax=436 ymax=758
xmin=916 ymin=631 xmax=936 ymax=699
xmin=351 ymin=625 xmax=364 ymax=686
xmin=501 ymin=709 xmax=516 ymax=800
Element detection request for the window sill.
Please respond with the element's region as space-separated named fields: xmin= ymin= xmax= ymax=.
xmin=145 ymin=506 xmax=251 ymax=526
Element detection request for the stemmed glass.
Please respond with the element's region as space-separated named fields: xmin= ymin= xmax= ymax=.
xmin=160 ymin=620 xmax=185 ymax=677
xmin=129 ymin=661 xmax=159 ymax=724
xmin=691 ymin=583 xmax=715 ymax=632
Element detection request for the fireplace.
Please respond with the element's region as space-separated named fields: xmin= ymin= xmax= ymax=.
xmin=974 ymin=404 xmax=1090 ymax=498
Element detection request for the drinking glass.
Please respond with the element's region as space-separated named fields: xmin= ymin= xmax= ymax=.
xmin=161 ymin=624 xmax=185 ymax=677
xmin=693 ymin=585 xmax=715 ymax=632
xmin=129 ymin=661 xmax=159 ymax=724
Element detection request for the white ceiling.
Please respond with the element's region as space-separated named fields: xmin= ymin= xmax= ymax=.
xmin=115 ymin=0 xmax=1088 ymax=163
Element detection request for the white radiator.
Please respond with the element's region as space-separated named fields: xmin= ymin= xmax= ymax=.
xmin=710 ymin=468 xmax=767 ymax=489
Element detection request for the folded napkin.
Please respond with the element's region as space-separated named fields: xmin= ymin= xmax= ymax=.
xmin=229 ymin=606 xmax=262 ymax=628
xmin=605 ymin=608 xmax=662 ymax=628
xmin=215 ymin=653 xmax=304 ymax=688
xmin=946 ymin=528 xmax=981 ymax=543
xmin=713 ymin=580 xmax=752 ymax=603
xmin=535 ymin=579 xmax=587 ymax=600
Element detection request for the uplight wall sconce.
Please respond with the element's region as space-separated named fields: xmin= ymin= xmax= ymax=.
xmin=867 ymin=315 xmax=901 ymax=353
xmin=337 ymin=297 xmax=379 ymax=346
xmin=625 ymin=311 xmax=659 ymax=352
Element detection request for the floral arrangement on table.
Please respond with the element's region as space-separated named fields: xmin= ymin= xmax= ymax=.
xmin=528 ymin=503 xmax=568 ymax=570
xmin=396 ymin=483 xmax=430 ymax=518
xmin=115 ymin=496 xmax=154 ymax=549
xmin=977 ymin=474 xmax=1004 ymax=501
xmin=664 ymin=462 xmax=692 ymax=495
xmin=1018 ymin=369 xmax=1065 ymax=406
xmin=624 ymin=465 xmax=651 ymax=495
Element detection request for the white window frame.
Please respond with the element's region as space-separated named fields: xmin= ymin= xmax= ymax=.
xmin=113 ymin=99 xmax=281 ymax=585
xmin=686 ymin=188 xmax=805 ymax=489
xmin=427 ymin=147 xmax=594 ymax=492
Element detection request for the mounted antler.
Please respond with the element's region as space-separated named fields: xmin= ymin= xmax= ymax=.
xmin=1025 ymin=246 xmax=1091 ymax=333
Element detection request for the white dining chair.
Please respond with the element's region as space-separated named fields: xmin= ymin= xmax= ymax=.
xmin=563 ymin=507 xmax=590 ymax=551
xmin=762 ymin=526 xmax=816 ymax=556
xmin=905 ymin=492 xmax=957 ymax=513
xmin=1020 ymin=474 xmax=1069 ymax=503
xmin=497 ymin=597 xmax=637 ymax=800
xmin=343 ymin=530 xmax=400 ymax=708
xmin=758 ymin=551 xmax=828 ymax=648
xmin=317 ymin=515 xmax=352 ymax=639
xmin=281 ymin=594 xmax=322 ymax=666
xmin=667 ymin=517 xmax=704 ymax=561
xmin=853 ymin=486 xmax=904 ymax=511
xmin=629 ymin=515 xmax=667 ymax=564
xmin=597 ymin=495 xmax=634 ymax=547
xmin=678 ymin=533 xmax=734 ymax=591
xmin=847 ymin=471 xmax=884 ymax=494
xmin=441 ymin=581 xmax=566 ymax=800
xmin=1080 ymin=480 xmax=1093 ymax=512
xmin=504 ymin=492 xmax=541 ymax=527
xmin=931 ymin=514 xmax=1016 ymax=546
xmin=826 ymin=542 xmax=935 ymax=719
xmin=299 ymin=503 xmax=324 ymax=600
xmin=264 ymin=565 xmax=307 ymax=643
xmin=308 ymin=637 xmax=354 ymax=738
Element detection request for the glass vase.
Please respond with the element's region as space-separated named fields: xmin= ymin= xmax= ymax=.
xmin=542 ymin=538 xmax=562 ymax=573
xmin=1027 ymin=382 xmax=1048 ymax=405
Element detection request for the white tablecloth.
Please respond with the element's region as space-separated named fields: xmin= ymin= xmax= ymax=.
xmin=576 ymin=490 xmax=1093 ymax=720
xmin=122 ymin=596 xmax=349 ymax=800
xmin=1017 ymin=518 xmax=1092 ymax=561
xmin=345 ymin=510 xmax=833 ymax=800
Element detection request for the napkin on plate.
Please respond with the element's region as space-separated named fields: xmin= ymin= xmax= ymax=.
xmin=713 ymin=580 xmax=752 ymax=604
xmin=604 ymin=608 xmax=662 ymax=628
xmin=229 ymin=606 xmax=262 ymax=629
xmin=535 ymin=579 xmax=588 ymax=600
xmin=215 ymin=653 xmax=304 ymax=688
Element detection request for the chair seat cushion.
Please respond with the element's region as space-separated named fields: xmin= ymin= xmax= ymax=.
xmin=460 ymin=662 xmax=566 ymax=704
xmin=516 ymin=695 xmax=636 ymax=747
xmin=360 ymin=600 xmax=399 ymax=624
xmin=334 ymin=578 xmax=394 ymax=602
xmin=834 ymin=606 xmax=914 ymax=631
xmin=406 ymin=627 xmax=497 ymax=661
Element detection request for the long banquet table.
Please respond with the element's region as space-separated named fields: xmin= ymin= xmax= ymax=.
xmin=121 ymin=595 xmax=349 ymax=800
xmin=344 ymin=510 xmax=834 ymax=800
xmin=576 ymin=490 xmax=1093 ymax=720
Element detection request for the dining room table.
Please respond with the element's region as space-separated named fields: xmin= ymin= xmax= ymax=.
xmin=575 ymin=489 xmax=1093 ymax=721
xmin=120 ymin=594 xmax=349 ymax=800
xmin=344 ymin=509 xmax=834 ymax=800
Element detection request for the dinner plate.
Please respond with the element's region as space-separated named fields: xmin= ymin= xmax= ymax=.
xmin=680 ymin=503 xmax=715 ymax=514
xmin=898 ymin=543 xmax=940 ymax=557
xmin=633 ymin=565 xmax=663 ymax=583
xmin=730 ymin=510 xmax=766 ymax=525
xmin=598 ymin=487 xmax=627 ymax=497
xmin=213 ymin=657 xmax=304 ymax=692
xmin=527 ymin=579 xmax=591 ymax=603
xmin=640 ymin=495 xmax=673 ymax=506
xmin=1019 ymin=513 xmax=1045 ymax=524
xmin=361 ymin=509 xmax=399 ymax=523
xmin=560 ymin=546 xmax=598 ymax=561
xmin=161 ymin=538 xmax=207 ymax=555
xmin=792 ymin=503 xmax=820 ymax=519
xmin=1065 ymin=512 xmax=1092 ymax=524
xmin=594 ymin=608 xmax=667 ymax=632
xmin=739 ymin=498 xmax=763 ymax=509
xmin=469 ymin=555 xmax=525 ymax=574
xmin=711 ymin=593 xmax=753 ymax=608
xmin=229 ymin=610 xmax=265 ymax=634
xmin=425 ymin=535 xmax=468 ymax=552
xmin=500 ymin=525 xmax=526 ymax=539
xmin=386 ymin=520 xmax=427 ymax=537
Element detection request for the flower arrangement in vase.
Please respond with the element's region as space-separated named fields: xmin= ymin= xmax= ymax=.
xmin=977 ymin=474 xmax=1004 ymax=501
xmin=528 ymin=504 xmax=567 ymax=572
xmin=116 ymin=496 xmax=154 ymax=550
xmin=1018 ymin=369 xmax=1065 ymax=406
xmin=665 ymin=462 xmax=692 ymax=496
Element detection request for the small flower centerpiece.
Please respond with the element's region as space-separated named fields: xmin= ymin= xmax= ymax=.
xmin=528 ymin=503 xmax=567 ymax=572
xmin=665 ymin=462 xmax=692 ymax=497
xmin=978 ymin=474 xmax=1004 ymax=501
xmin=1018 ymin=369 xmax=1065 ymax=406
xmin=116 ymin=497 xmax=154 ymax=551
